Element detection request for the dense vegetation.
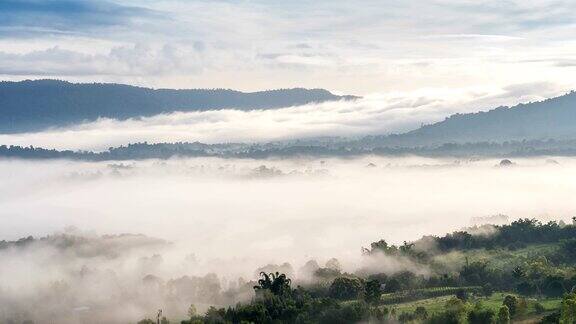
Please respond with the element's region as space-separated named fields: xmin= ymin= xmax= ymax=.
xmin=5 ymin=219 xmax=576 ymax=323
xmin=133 ymin=219 xmax=576 ymax=323
xmin=5 ymin=138 xmax=576 ymax=161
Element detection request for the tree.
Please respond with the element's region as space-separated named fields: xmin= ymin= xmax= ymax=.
xmin=383 ymin=278 xmax=401 ymax=293
xmin=502 ymin=295 xmax=518 ymax=317
xmin=414 ymin=306 xmax=428 ymax=320
xmin=497 ymin=306 xmax=510 ymax=324
xmin=253 ymin=272 xmax=292 ymax=296
xmin=137 ymin=320 xmax=155 ymax=324
xmin=315 ymin=301 xmax=371 ymax=324
xmin=228 ymin=303 xmax=270 ymax=323
xmin=468 ymin=304 xmax=495 ymax=324
xmin=455 ymin=288 xmax=468 ymax=301
xmin=512 ymin=266 xmax=525 ymax=279
xmin=425 ymin=298 xmax=468 ymax=324
xmin=329 ymin=277 xmax=364 ymax=300
xmin=445 ymin=297 xmax=469 ymax=324
xmin=325 ymin=258 xmax=342 ymax=272
xmin=386 ymin=271 xmax=420 ymax=291
xmin=187 ymin=304 xmax=198 ymax=318
xmin=561 ymin=238 xmax=576 ymax=260
xmin=363 ymin=239 xmax=403 ymax=256
xmin=460 ymin=261 xmax=492 ymax=285
xmin=204 ymin=306 xmax=226 ymax=324
xmin=541 ymin=312 xmax=561 ymax=324
xmin=560 ymin=293 xmax=576 ymax=324
xmin=482 ymin=283 xmax=494 ymax=297
xmin=516 ymin=281 xmax=536 ymax=296
xmin=544 ymin=280 xmax=565 ymax=298
xmin=364 ymin=279 xmax=381 ymax=304
xmin=185 ymin=304 xmax=204 ymax=324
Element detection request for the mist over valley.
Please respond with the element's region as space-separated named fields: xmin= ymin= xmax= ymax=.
xmin=3 ymin=1 xmax=576 ymax=323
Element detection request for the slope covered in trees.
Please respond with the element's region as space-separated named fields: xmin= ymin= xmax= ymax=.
xmin=0 ymin=80 xmax=357 ymax=133
xmin=158 ymin=219 xmax=576 ymax=323
xmin=367 ymin=91 xmax=576 ymax=146
xmin=4 ymin=218 xmax=576 ymax=323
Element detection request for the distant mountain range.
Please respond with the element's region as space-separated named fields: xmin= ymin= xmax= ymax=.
xmin=366 ymin=90 xmax=576 ymax=146
xmin=2 ymin=80 xmax=576 ymax=159
xmin=0 ymin=80 xmax=358 ymax=133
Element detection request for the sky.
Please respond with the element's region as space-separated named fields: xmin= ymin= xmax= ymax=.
xmin=0 ymin=0 xmax=576 ymax=95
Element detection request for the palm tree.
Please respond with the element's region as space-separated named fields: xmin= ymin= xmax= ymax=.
xmin=253 ymin=272 xmax=292 ymax=296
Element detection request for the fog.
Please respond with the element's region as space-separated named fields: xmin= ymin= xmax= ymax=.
xmin=0 ymin=83 xmax=564 ymax=151
xmin=1 ymin=156 xmax=575 ymax=322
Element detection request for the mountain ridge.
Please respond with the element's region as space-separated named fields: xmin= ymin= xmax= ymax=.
xmin=365 ymin=90 xmax=576 ymax=146
xmin=0 ymin=79 xmax=358 ymax=133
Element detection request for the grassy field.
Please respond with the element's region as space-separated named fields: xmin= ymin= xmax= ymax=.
xmin=387 ymin=295 xmax=453 ymax=314
xmin=380 ymin=286 xmax=482 ymax=305
xmin=380 ymin=243 xmax=565 ymax=320
xmin=388 ymin=292 xmax=562 ymax=316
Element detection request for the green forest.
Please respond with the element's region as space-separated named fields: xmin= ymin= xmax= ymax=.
xmin=136 ymin=219 xmax=576 ymax=324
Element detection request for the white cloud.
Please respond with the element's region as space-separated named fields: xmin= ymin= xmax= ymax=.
xmin=0 ymin=82 xmax=566 ymax=151
xmin=1 ymin=0 xmax=576 ymax=93
xmin=0 ymin=43 xmax=205 ymax=77
xmin=1 ymin=155 xmax=575 ymax=281
xmin=2 ymin=155 xmax=576 ymax=321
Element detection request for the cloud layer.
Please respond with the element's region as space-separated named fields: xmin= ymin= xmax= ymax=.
xmin=2 ymin=155 xmax=576 ymax=322
xmin=0 ymin=82 xmax=566 ymax=150
xmin=3 ymin=156 xmax=576 ymax=264
xmin=1 ymin=0 xmax=576 ymax=93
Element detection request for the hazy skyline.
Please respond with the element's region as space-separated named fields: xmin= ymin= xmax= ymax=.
xmin=0 ymin=83 xmax=564 ymax=150
xmin=3 ymin=3 xmax=576 ymax=323
xmin=1 ymin=0 xmax=576 ymax=96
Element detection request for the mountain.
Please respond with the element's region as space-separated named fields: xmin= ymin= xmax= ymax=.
xmin=365 ymin=91 xmax=576 ymax=146
xmin=0 ymin=80 xmax=357 ymax=133
xmin=2 ymin=80 xmax=576 ymax=151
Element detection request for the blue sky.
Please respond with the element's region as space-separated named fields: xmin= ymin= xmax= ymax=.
xmin=0 ymin=0 xmax=575 ymax=95
xmin=0 ymin=0 xmax=155 ymax=35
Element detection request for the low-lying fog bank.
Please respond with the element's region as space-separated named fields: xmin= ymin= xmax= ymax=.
xmin=0 ymin=85 xmax=561 ymax=151
xmin=1 ymin=156 xmax=575 ymax=322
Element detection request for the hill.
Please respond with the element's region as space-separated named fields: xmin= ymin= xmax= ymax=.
xmin=3 ymin=218 xmax=574 ymax=324
xmin=142 ymin=218 xmax=576 ymax=322
xmin=366 ymin=91 xmax=576 ymax=146
xmin=0 ymin=80 xmax=357 ymax=133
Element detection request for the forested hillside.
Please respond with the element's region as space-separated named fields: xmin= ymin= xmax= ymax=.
xmin=160 ymin=219 xmax=576 ymax=323
xmin=5 ymin=218 xmax=576 ymax=323
xmin=367 ymin=91 xmax=576 ymax=146
xmin=0 ymin=80 xmax=356 ymax=132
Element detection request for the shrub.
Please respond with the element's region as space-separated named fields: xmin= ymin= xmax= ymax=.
xmin=502 ymin=295 xmax=518 ymax=317
xmin=497 ymin=306 xmax=510 ymax=324
xmin=329 ymin=277 xmax=364 ymax=300
xmin=414 ymin=306 xmax=428 ymax=320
